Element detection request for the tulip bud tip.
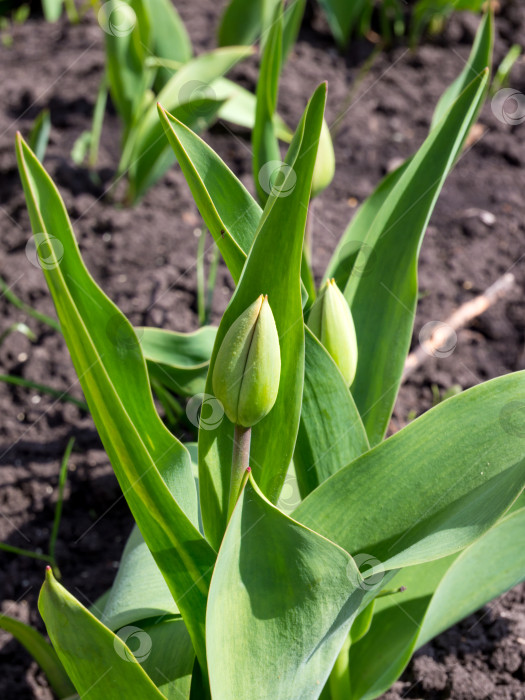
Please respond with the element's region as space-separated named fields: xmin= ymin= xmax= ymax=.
xmin=45 ymin=565 xmax=51 ymax=572
xmin=246 ymin=466 xmax=251 ymax=473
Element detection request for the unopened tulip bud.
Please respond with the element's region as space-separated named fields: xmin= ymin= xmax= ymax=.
xmin=311 ymin=119 xmax=335 ymax=199
xmin=213 ymin=295 xmax=281 ymax=428
xmin=308 ymin=279 xmax=358 ymax=385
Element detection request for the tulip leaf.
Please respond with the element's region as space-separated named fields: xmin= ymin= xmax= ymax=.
xmin=218 ymin=0 xmax=305 ymax=63
xmin=198 ymin=83 xmax=327 ymax=550
xmin=324 ymin=162 xmax=409 ymax=290
xmin=252 ymin=1 xmax=282 ymax=205
xmin=295 ymin=372 xmax=525 ymax=572
xmin=148 ymin=0 xmax=193 ymax=89
xmin=139 ymin=325 xmax=217 ymax=397
xmin=158 ymin=106 xmax=263 ymax=283
xmin=126 ymin=46 xmax=253 ymax=202
xmin=0 ymin=613 xmax=74 ymax=699
xmin=103 ymin=0 xmax=153 ymax=129
xmin=212 ymin=77 xmax=293 ymax=142
xmin=206 ymin=477 xmax=366 ymax=700
xmin=349 ymin=505 xmax=525 ymax=700
xmin=431 ymin=10 xmax=493 ymax=129
xmin=39 ymin=569 xmax=166 ymax=700
xmin=137 ymin=617 xmax=194 ymax=699
xmin=325 ymin=11 xmax=492 ymax=294
xmin=317 ymin=0 xmax=367 ymax=48
xmin=294 ymin=328 xmax=369 ymax=497
xmin=102 ymin=525 xmax=179 ymax=631
xmin=345 ymin=69 xmax=489 ymax=445
xmin=16 ymin=134 xmax=216 ymax=672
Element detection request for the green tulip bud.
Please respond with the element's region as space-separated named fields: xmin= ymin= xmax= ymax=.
xmin=212 ymin=295 xmax=281 ymax=428
xmin=311 ymin=119 xmax=335 ymax=199
xmin=308 ymin=278 xmax=358 ymax=386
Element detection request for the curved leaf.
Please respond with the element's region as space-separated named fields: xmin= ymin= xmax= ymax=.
xmin=294 ymin=327 xmax=369 ymax=497
xmin=16 ymin=135 xmax=216 ymax=671
xmin=139 ymin=325 xmax=216 ymax=397
xmin=39 ymin=570 xmax=165 ymax=700
xmin=212 ymin=77 xmax=293 ymax=141
xmin=346 ymin=69 xmax=489 ymax=445
xmin=158 ymin=106 xmax=262 ymax=283
xmin=206 ymin=476 xmax=366 ymax=700
xmin=0 ymin=613 xmax=74 ymax=698
xmin=198 ymin=83 xmax=327 ymax=549
xmin=127 ymin=46 xmax=253 ymax=202
xmin=349 ymin=505 xmax=525 ymax=699
xmin=431 ymin=10 xmax=493 ymax=129
xmin=295 ymin=372 xmax=525 ymax=572
xmin=102 ymin=525 xmax=179 ymax=631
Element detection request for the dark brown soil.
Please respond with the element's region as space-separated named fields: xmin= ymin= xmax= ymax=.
xmin=1 ymin=1 xmax=525 ymax=698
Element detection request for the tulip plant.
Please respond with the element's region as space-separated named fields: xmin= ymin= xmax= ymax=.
xmin=7 ymin=8 xmax=525 ymax=700
xmin=73 ymin=0 xmax=293 ymax=203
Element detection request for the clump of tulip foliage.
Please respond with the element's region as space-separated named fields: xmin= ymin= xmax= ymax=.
xmin=8 ymin=8 xmax=525 ymax=700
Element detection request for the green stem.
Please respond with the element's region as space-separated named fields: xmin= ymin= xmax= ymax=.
xmin=227 ymin=425 xmax=252 ymax=521
xmin=328 ymin=634 xmax=351 ymax=700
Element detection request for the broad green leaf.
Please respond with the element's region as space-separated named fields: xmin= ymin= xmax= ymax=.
xmin=294 ymin=327 xmax=369 ymax=497
xmin=198 ymin=84 xmax=327 ymax=549
xmin=206 ymin=477 xmax=366 ymax=700
xmin=138 ymin=618 xmax=194 ymax=699
xmin=39 ymin=570 xmax=165 ymax=700
xmin=349 ymin=505 xmax=525 ymax=699
xmin=102 ymin=525 xmax=179 ymax=631
xmin=139 ymin=325 xmax=216 ymax=397
xmin=126 ymin=46 xmax=253 ymax=202
xmin=16 ymin=135 xmax=216 ymax=671
xmin=252 ymin=1 xmax=283 ymax=205
xmin=295 ymin=372 xmax=525 ymax=572
xmin=346 ymin=70 xmax=489 ymax=445
xmin=431 ymin=10 xmax=493 ymax=129
xmin=158 ymin=106 xmax=263 ymax=283
xmin=0 ymin=613 xmax=74 ymax=698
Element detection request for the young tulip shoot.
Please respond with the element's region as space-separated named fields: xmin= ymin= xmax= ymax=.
xmin=308 ymin=278 xmax=358 ymax=386
xmin=212 ymin=294 xmax=281 ymax=428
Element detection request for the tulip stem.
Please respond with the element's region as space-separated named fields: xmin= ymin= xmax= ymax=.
xmin=227 ymin=425 xmax=252 ymax=521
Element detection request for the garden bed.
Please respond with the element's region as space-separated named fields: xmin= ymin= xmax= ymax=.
xmin=1 ymin=1 xmax=525 ymax=697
